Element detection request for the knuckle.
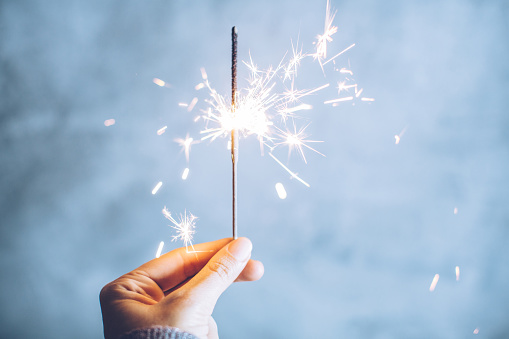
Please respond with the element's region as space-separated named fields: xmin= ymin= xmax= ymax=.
xmin=208 ymin=256 xmax=237 ymax=281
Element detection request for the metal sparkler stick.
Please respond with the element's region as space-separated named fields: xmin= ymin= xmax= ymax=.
xmin=231 ymin=26 xmax=238 ymax=240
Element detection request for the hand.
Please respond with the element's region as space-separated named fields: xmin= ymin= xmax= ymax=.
xmin=100 ymin=237 xmax=264 ymax=339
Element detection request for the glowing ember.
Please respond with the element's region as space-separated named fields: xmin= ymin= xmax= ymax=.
xmin=153 ymin=78 xmax=171 ymax=87
xmin=151 ymin=182 xmax=163 ymax=195
xmin=456 ymin=266 xmax=460 ymax=281
xmin=275 ymin=182 xmax=287 ymax=199
xmin=187 ymin=97 xmax=198 ymax=112
xmin=454 ymin=207 xmax=458 ymax=214
xmin=155 ymin=241 xmax=164 ymax=258
xmin=473 ymin=328 xmax=479 ymax=335
xmin=157 ymin=126 xmax=167 ymax=135
xmin=181 ymin=167 xmax=190 ymax=180
xmin=395 ymin=126 xmax=407 ymax=145
xmin=429 ymin=274 xmax=439 ymax=292
xmin=104 ymin=119 xmax=115 ymax=127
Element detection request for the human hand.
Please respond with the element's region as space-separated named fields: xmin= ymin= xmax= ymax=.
xmin=100 ymin=237 xmax=264 ymax=339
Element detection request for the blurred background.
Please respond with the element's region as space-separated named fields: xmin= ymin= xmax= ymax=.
xmin=1 ymin=0 xmax=508 ymax=338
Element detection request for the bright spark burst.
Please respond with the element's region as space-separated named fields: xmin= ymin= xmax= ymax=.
xmin=314 ymin=0 xmax=338 ymax=67
xmin=170 ymin=0 xmax=371 ymax=188
xmin=429 ymin=274 xmax=439 ymax=292
xmin=162 ymin=207 xmax=198 ymax=252
xmin=175 ymin=134 xmax=199 ymax=163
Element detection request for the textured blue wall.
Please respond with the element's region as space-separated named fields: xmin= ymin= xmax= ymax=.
xmin=1 ymin=0 xmax=508 ymax=338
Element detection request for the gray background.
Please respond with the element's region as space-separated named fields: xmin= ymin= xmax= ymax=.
xmin=1 ymin=0 xmax=508 ymax=338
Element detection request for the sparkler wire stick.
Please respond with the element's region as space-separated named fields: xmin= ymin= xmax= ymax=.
xmin=231 ymin=26 xmax=238 ymax=240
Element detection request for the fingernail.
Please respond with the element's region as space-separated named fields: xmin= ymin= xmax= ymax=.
xmin=227 ymin=237 xmax=252 ymax=261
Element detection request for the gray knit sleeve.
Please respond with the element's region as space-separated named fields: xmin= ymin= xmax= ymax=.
xmin=119 ymin=326 xmax=199 ymax=339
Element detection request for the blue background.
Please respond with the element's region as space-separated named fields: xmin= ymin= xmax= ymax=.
xmin=1 ymin=0 xmax=508 ymax=338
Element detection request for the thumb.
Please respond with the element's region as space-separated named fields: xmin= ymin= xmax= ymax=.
xmin=182 ymin=237 xmax=252 ymax=313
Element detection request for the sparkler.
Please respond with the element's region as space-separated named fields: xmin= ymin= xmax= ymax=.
xmin=231 ymin=26 xmax=239 ymax=240
xmin=164 ymin=0 xmax=372 ymax=245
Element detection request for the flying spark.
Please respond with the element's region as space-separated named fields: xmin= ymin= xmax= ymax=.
xmin=104 ymin=119 xmax=115 ymax=127
xmin=153 ymin=78 xmax=171 ymax=88
xmin=395 ymin=126 xmax=408 ymax=144
xmin=429 ymin=274 xmax=439 ymax=292
xmin=155 ymin=241 xmax=164 ymax=258
xmin=454 ymin=207 xmax=458 ymax=214
xmin=473 ymin=328 xmax=479 ymax=335
xmin=455 ymin=266 xmax=460 ymax=281
xmin=181 ymin=167 xmax=190 ymax=180
xmin=275 ymin=182 xmax=287 ymax=199
xmin=157 ymin=126 xmax=168 ymax=135
xmin=152 ymin=182 xmax=163 ymax=195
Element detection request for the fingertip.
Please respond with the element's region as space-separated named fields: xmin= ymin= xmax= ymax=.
xmin=236 ymin=259 xmax=264 ymax=282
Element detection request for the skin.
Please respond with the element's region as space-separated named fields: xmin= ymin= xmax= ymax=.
xmin=100 ymin=237 xmax=264 ymax=339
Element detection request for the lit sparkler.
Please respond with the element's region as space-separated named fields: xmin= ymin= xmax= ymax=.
xmin=163 ymin=0 xmax=372 ymax=242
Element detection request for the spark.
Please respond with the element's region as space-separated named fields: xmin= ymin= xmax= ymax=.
xmin=361 ymin=97 xmax=375 ymax=102
xmin=200 ymin=67 xmax=208 ymax=80
xmin=429 ymin=274 xmax=439 ymax=292
xmin=269 ymin=152 xmax=310 ymax=187
xmin=181 ymin=167 xmax=190 ymax=180
xmin=314 ymin=0 xmax=338 ymax=66
xmin=162 ymin=207 xmax=198 ymax=253
xmin=275 ymin=123 xmax=325 ymax=164
xmin=323 ymin=43 xmax=356 ymax=66
xmin=456 ymin=266 xmax=460 ymax=281
xmin=155 ymin=241 xmax=164 ymax=258
xmin=195 ymin=83 xmax=205 ymax=90
xmin=275 ymin=182 xmax=287 ymax=199
xmin=157 ymin=126 xmax=167 ymax=135
xmin=104 ymin=119 xmax=115 ymax=127
xmin=324 ymin=96 xmax=353 ymax=104
xmin=284 ymin=38 xmax=306 ymax=80
xmin=473 ymin=328 xmax=479 ymax=335
xmin=355 ymin=88 xmax=363 ymax=97
xmin=174 ymin=134 xmax=198 ymax=163
xmin=395 ymin=126 xmax=407 ymax=144
xmin=153 ymin=78 xmax=171 ymax=87
xmin=337 ymin=82 xmax=356 ymax=94
xmin=178 ymin=103 xmax=188 ymax=107
xmin=152 ymin=182 xmax=163 ymax=195
xmin=188 ymin=97 xmax=198 ymax=112
xmin=454 ymin=207 xmax=458 ymax=214
xmin=339 ymin=68 xmax=353 ymax=75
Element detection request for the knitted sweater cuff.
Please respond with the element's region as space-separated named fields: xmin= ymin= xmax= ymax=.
xmin=119 ymin=326 xmax=199 ymax=339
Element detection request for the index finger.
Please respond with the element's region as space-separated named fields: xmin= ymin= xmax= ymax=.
xmin=135 ymin=238 xmax=232 ymax=292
